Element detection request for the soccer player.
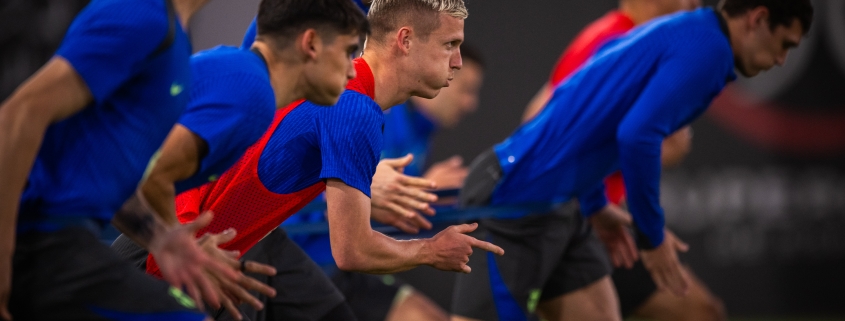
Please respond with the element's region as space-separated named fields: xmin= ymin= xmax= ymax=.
xmin=145 ymin=0 xmax=504 ymax=319
xmin=452 ymin=1 xmax=813 ymax=320
xmin=280 ymin=44 xmax=486 ymax=321
xmin=0 ymin=0 xmax=246 ymax=319
xmin=520 ymin=1 xmax=726 ymax=320
xmin=108 ymin=0 xmax=371 ymax=319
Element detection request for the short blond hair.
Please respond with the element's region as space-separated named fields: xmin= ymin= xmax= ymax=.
xmin=367 ymin=0 xmax=467 ymax=44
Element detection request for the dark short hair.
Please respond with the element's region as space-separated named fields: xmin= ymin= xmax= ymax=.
xmin=719 ymin=0 xmax=813 ymax=34
xmin=257 ymin=0 xmax=370 ymax=48
xmin=460 ymin=43 xmax=484 ymax=69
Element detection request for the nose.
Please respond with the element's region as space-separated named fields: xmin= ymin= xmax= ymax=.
xmin=348 ymin=62 xmax=357 ymax=80
xmin=452 ymin=49 xmax=463 ymax=71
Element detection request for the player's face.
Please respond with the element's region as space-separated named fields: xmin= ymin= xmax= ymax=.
xmin=425 ymin=61 xmax=483 ymax=128
xmin=304 ymin=32 xmax=361 ymax=106
xmin=736 ymin=18 xmax=803 ymax=77
xmin=408 ymin=13 xmax=464 ymax=99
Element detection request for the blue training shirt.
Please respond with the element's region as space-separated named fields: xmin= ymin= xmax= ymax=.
xmin=382 ymin=101 xmax=438 ymax=177
xmin=174 ymin=46 xmax=275 ymax=193
xmin=257 ymin=90 xmax=384 ymax=198
xmin=19 ymin=0 xmax=192 ymax=230
xmin=491 ymin=8 xmax=736 ymax=248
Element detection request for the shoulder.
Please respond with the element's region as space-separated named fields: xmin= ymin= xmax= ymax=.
xmin=189 ymin=47 xmax=271 ymax=102
xmin=70 ymin=0 xmax=168 ymax=38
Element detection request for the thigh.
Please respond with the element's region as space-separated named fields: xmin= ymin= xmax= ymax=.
xmin=539 ymin=207 xmax=613 ymax=302
xmin=451 ymin=208 xmax=579 ymax=321
xmin=331 ymin=270 xmax=401 ymax=321
xmin=537 ymin=276 xmax=621 ymax=321
xmin=216 ymin=228 xmax=346 ymax=321
xmin=10 ymin=227 xmax=206 ymax=321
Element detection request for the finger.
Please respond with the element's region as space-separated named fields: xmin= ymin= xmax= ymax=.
xmin=622 ymin=230 xmax=639 ymax=266
xmin=243 ymin=261 xmax=277 ymax=277
xmin=393 ymin=219 xmax=420 ymax=234
xmin=609 ymin=252 xmax=621 ymax=268
xmin=452 ymin=222 xmax=478 ymax=234
xmin=224 ymin=278 xmax=264 ymax=311
xmin=236 ymin=273 xmax=277 ymax=297
xmin=470 ymin=238 xmax=505 ymax=256
xmin=188 ymin=211 xmax=215 ymax=233
xmin=392 ymin=191 xmax=432 ymax=212
xmin=396 ymin=174 xmax=438 ymax=191
xmin=184 ymin=279 xmax=205 ymax=311
xmin=408 ymin=213 xmax=433 ymax=230
xmin=220 ymin=295 xmax=242 ymax=321
xmin=212 ymin=228 xmax=238 ymax=246
xmin=194 ymin=270 xmax=221 ymax=309
xmin=381 ymin=154 xmax=414 ymax=168
xmin=460 ymin=264 xmax=472 ymax=274
xmin=385 ymin=202 xmax=418 ymax=219
xmin=224 ymin=250 xmax=241 ymax=259
xmin=448 ymin=155 xmax=464 ymax=166
xmin=673 ymin=236 xmax=690 ymax=253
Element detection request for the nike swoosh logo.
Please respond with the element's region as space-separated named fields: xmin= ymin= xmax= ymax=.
xmin=170 ymin=82 xmax=183 ymax=96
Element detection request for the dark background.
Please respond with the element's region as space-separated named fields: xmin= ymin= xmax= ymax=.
xmin=3 ymin=0 xmax=844 ymax=318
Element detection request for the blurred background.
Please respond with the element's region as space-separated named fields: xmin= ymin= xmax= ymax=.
xmin=3 ymin=0 xmax=845 ymax=319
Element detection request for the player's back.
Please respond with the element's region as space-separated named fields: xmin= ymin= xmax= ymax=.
xmin=173 ymin=45 xmax=275 ymax=193
xmin=18 ymin=0 xmax=192 ymax=228
xmin=492 ymin=8 xmax=733 ymax=205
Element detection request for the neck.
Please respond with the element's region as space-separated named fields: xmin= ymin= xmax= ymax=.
xmin=362 ymin=47 xmax=411 ymax=110
xmin=618 ymin=0 xmax=662 ymax=26
xmin=254 ymin=42 xmax=305 ymax=108
xmin=173 ymin=0 xmax=208 ymax=29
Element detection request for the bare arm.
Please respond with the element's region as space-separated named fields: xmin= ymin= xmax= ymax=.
xmin=326 ymin=179 xmax=504 ymax=274
xmin=660 ymin=126 xmax=692 ymax=168
xmin=0 ymin=57 xmax=92 ymax=319
xmin=521 ymin=82 xmax=553 ymax=123
xmin=137 ymin=124 xmax=207 ymax=226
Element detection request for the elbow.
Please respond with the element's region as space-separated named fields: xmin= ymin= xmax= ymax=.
xmin=333 ymin=247 xmax=366 ymax=272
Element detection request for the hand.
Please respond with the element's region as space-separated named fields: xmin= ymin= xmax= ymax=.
xmin=423 ymin=155 xmax=468 ymax=190
xmin=641 ymin=229 xmax=690 ymax=297
xmin=371 ymin=206 xmax=432 ymax=234
xmin=371 ymin=154 xmax=438 ymax=218
xmin=195 ymin=228 xmax=277 ymax=321
xmin=1 ymin=257 xmax=11 ymax=320
xmin=423 ymin=223 xmax=504 ymax=273
xmin=147 ymin=212 xmax=239 ymax=312
xmin=589 ymin=204 xmax=638 ymax=268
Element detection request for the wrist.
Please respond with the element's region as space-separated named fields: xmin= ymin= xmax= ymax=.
xmin=416 ymin=238 xmax=436 ymax=267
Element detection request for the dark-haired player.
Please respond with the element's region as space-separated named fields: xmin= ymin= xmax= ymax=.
xmin=0 ymin=0 xmax=234 ymax=319
xmin=146 ymin=0 xmax=504 ymax=320
xmin=108 ymin=0 xmax=372 ymax=319
xmin=453 ymin=1 xmax=813 ymax=320
xmin=521 ymin=0 xmax=726 ymax=320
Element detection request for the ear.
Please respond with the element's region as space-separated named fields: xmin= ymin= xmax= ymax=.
xmin=298 ymin=29 xmax=321 ymax=61
xmin=395 ymin=27 xmax=412 ymax=55
xmin=747 ymin=6 xmax=770 ymax=31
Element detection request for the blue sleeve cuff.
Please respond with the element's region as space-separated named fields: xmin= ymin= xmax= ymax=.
xmin=579 ymin=183 xmax=608 ymax=217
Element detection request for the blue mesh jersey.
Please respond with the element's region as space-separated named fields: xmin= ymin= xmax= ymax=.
xmin=18 ymin=0 xmax=192 ymax=230
xmin=381 ymin=101 xmax=438 ymax=177
xmin=240 ymin=18 xmax=257 ymax=49
xmin=257 ymin=90 xmax=383 ymax=198
xmin=174 ymin=46 xmax=274 ymax=193
xmin=491 ymin=8 xmax=736 ymax=248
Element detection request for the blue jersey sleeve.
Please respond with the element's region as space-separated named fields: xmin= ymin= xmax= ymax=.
xmin=578 ymin=181 xmax=607 ymax=217
xmin=617 ymin=33 xmax=732 ymax=249
xmin=56 ymin=0 xmax=170 ymax=104
xmin=318 ymin=91 xmax=384 ymax=197
xmin=176 ymin=57 xmax=275 ymax=192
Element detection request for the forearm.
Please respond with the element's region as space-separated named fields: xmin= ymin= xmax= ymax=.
xmin=112 ymin=190 xmax=169 ymax=249
xmin=332 ymin=229 xmax=429 ymax=274
xmin=141 ymin=175 xmax=179 ymax=226
xmin=0 ymin=98 xmax=52 ymax=261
